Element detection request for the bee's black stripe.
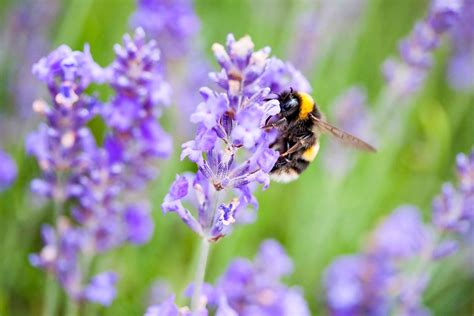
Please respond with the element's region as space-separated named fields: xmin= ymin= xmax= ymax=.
xmin=292 ymin=159 xmax=310 ymax=174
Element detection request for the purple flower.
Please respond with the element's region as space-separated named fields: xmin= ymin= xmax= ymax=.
xmin=432 ymin=149 xmax=474 ymax=233
xmin=324 ymin=255 xmax=369 ymax=315
xmin=124 ymin=203 xmax=154 ymax=244
xmin=324 ymin=149 xmax=474 ymax=316
xmin=0 ymin=149 xmax=17 ymax=191
xmin=371 ymin=206 xmax=431 ymax=259
xmin=130 ymin=0 xmax=200 ymax=60
xmin=383 ymin=0 xmax=463 ymax=97
xmin=27 ymin=45 xmax=101 ymax=202
xmin=82 ymin=272 xmax=118 ymax=306
xmin=447 ymin=0 xmax=474 ymax=91
xmin=104 ymin=28 xmax=172 ymax=188
xmin=211 ymin=239 xmax=310 ymax=316
xmin=164 ymin=34 xmax=309 ymax=241
xmin=29 ymin=219 xmax=84 ymax=299
xmin=145 ymin=295 xmax=180 ymax=316
xmin=429 ymin=0 xmax=463 ymax=33
xmin=456 ymin=149 xmax=474 ymax=192
xmin=28 ymin=28 xmax=171 ymax=306
xmin=1 ymin=0 xmax=60 ymax=117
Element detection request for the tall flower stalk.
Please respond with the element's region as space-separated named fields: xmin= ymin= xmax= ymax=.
xmin=160 ymin=33 xmax=310 ymax=312
xmin=27 ymin=28 xmax=171 ymax=312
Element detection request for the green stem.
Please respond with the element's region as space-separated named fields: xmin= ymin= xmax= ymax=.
xmin=43 ymin=274 xmax=59 ymax=316
xmin=65 ymin=297 xmax=79 ymax=316
xmin=42 ymin=189 xmax=64 ymax=316
xmin=191 ymin=238 xmax=210 ymax=312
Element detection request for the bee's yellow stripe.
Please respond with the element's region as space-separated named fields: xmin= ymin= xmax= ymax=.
xmin=302 ymin=142 xmax=320 ymax=162
xmin=297 ymin=92 xmax=314 ymax=120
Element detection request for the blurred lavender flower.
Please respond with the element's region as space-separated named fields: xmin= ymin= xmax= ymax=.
xmin=383 ymin=0 xmax=463 ymax=97
xmin=0 ymin=0 xmax=59 ymax=118
xmin=324 ymin=149 xmax=474 ymax=316
xmin=447 ymin=0 xmax=474 ymax=91
xmin=0 ymin=149 xmax=17 ymax=191
xmin=26 ymin=44 xmax=102 ymax=203
xmin=432 ymin=149 xmax=474 ymax=236
xmin=324 ymin=207 xmax=433 ymax=316
xmin=210 ymin=239 xmax=310 ymax=316
xmin=28 ymin=29 xmax=171 ymax=306
xmin=103 ymin=27 xmax=172 ymax=187
xmin=130 ymin=0 xmax=200 ymax=61
xmin=323 ymin=87 xmax=374 ymax=178
xmin=163 ymin=34 xmax=310 ymax=241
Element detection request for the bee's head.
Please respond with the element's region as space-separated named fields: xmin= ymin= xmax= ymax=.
xmin=277 ymin=88 xmax=300 ymax=117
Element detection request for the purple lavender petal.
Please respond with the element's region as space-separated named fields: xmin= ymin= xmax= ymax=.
xmin=124 ymin=203 xmax=154 ymax=244
xmin=0 ymin=149 xmax=17 ymax=191
xmin=82 ymin=272 xmax=118 ymax=306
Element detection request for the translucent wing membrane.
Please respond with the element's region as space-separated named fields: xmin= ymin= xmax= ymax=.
xmin=310 ymin=114 xmax=376 ymax=152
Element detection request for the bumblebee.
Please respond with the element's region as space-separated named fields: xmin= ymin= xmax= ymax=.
xmin=266 ymin=88 xmax=376 ymax=183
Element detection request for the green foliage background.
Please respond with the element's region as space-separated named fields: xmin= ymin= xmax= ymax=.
xmin=0 ymin=0 xmax=472 ymax=315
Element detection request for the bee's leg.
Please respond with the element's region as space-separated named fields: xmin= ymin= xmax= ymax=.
xmin=263 ymin=117 xmax=287 ymax=129
xmin=280 ymin=135 xmax=312 ymax=157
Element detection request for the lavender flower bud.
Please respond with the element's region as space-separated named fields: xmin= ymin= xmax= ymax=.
xmin=0 ymin=149 xmax=17 ymax=191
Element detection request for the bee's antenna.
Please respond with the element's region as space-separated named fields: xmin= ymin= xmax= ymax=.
xmin=290 ymin=87 xmax=294 ymax=93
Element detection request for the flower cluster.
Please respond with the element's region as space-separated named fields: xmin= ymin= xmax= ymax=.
xmin=103 ymin=27 xmax=172 ymax=187
xmin=323 ymin=87 xmax=374 ymax=178
xmin=323 ymin=148 xmax=474 ymax=315
xmin=210 ymin=239 xmax=310 ymax=315
xmin=0 ymin=148 xmax=17 ymax=191
xmin=27 ymin=44 xmax=102 ymax=203
xmin=28 ymin=28 xmax=170 ymax=305
xmin=145 ymin=240 xmax=310 ymax=316
xmin=447 ymin=0 xmax=474 ymax=91
xmin=383 ymin=0 xmax=464 ymax=96
xmin=162 ymin=34 xmax=310 ymax=241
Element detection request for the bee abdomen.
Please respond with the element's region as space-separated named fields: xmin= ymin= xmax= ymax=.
xmin=293 ymin=159 xmax=310 ymax=174
xmin=301 ymin=142 xmax=320 ymax=162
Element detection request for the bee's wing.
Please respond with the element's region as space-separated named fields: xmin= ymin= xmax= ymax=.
xmin=310 ymin=114 xmax=376 ymax=152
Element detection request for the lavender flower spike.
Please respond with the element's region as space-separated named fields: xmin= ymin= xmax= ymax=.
xmin=163 ymin=34 xmax=310 ymax=241
xmin=26 ymin=44 xmax=102 ymax=202
xmin=383 ymin=0 xmax=464 ymax=97
xmin=103 ymin=27 xmax=172 ymax=188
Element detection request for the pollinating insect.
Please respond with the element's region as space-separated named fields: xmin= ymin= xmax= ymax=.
xmin=265 ymin=88 xmax=376 ymax=183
